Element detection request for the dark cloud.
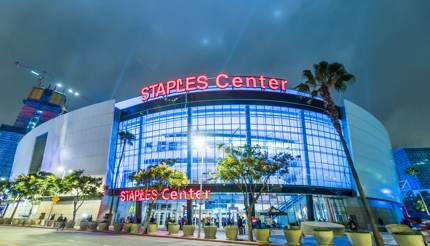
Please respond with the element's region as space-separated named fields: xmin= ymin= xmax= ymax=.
xmin=0 ymin=0 xmax=429 ymax=147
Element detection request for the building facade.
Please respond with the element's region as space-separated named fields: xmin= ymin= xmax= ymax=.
xmin=6 ymin=78 xmax=402 ymax=228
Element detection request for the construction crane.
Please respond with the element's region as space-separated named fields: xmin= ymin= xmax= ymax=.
xmin=14 ymin=61 xmax=49 ymax=86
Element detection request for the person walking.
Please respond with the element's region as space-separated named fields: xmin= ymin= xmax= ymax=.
xmin=57 ymin=217 xmax=67 ymax=231
xmin=237 ymin=216 xmax=243 ymax=235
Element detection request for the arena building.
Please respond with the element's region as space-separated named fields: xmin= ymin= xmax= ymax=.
xmin=5 ymin=74 xmax=402 ymax=228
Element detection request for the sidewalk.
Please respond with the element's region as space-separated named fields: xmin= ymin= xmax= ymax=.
xmin=1 ymin=224 xmax=400 ymax=245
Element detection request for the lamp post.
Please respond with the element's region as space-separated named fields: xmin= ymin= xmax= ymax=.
xmin=193 ymin=135 xmax=206 ymax=239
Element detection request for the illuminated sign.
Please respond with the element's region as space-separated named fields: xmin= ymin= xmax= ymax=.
xmin=140 ymin=73 xmax=288 ymax=101
xmin=119 ymin=188 xmax=211 ymax=202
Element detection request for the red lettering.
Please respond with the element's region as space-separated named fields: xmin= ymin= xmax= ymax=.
xmin=189 ymin=188 xmax=195 ymax=200
xmin=140 ymin=87 xmax=150 ymax=101
xmin=129 ymin=191 xmax=135 ymax=201
xmin=185 ymin=76 xmax=197 ymax=92
xmin=166 ymin=80 xmax=176 ymax=95
xmin=145 ymin=190 xmax=152 ymax=200
xmin=259 ymin=75 xmax=266 ymax=89
xmin=170 ymin=190 xmax=178 ymax=200
xmin=176 ymin=79 xmax=185 ymax=92
xmin=268 ymin=79 xmax=279 ymax=90
xmin=179 ymin=190 xmax=187 ymax=200
xmin=148 ymin=84 xmax=158 ymax=97
xmin=245 ymin=77 xmax=256 ymax=88
xmin=151 ymin=189 xmax=158 ymax=200
xmin=119 ymin=188 xmax=211 ymax=201
xmin=281 ymin=80 xmax=288 ymax=91
xmin=196 ymin=75 xmax=209 ymax=90
xmin=161 ymin=188 xmax=169 ymax=200
xmin=139 ymin=190 xmax=144 ymax=201
xmin=155 ymin=82 xmax=166 ymax=97
xmin=195 ymin=190 xmax=201 ymax=199
xmin=231 ymin=77 xmax=243 ymax=88
xmin=215 ymin=73 xmax=229 ymax=89
xmin=120 ymin=191 xmax=126 ymax=201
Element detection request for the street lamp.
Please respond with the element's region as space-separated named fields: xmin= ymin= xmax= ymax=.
xmin=193 ymin=134 xmax=207 ymax=239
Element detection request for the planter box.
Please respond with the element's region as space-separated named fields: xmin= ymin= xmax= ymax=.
xmin=65 ymin=221 xmax=75 ymax=229
xmin=98 ymin=222 xmax=108 ymax=231
xmin=314 ymin=229 xmax=334 ymax=246
xmin=183 ymin=225 xmax=195 ymax=237
xmin=89 ymin=222 xmax=99 ymax=231
xmin=254 ymin=228 xmax=270 ymax=243
xmin=79 ymin=221 xmax=89 ymax=231
xmin=113 ymin=223 xmax=123 ymax=233
xmin=130 ymin=224 xmax=140 ymax=234
xmin=147 ymin=223 xmax=158 ymax=234
xmin=393 ymin=232 xmax=425 ymax=246
xmin=124 ymin=223 xmax=132 ymax=233
xmin=224 ymin=226 xmax=238 ymax=240
xmin=0 ymin=218 xmax=4 ymax=224
xmin=204 ymin=226 xmax=217 ymax=239
xmin=346 ymin=231 xmax=372 ymax=246
xmin=386 ymin=224 xmax=412 ymax=234
xmin=168 ymin=224 xmax=180 ymax=235
xmin=3 ymin=218 xmax=12 ymax=224
xmin=47 ymin=220 xmax=55 ymax=227
xmin=23 ymin=219 xmax=31 ymax=226
xmin=283 ymin=228 xmax=302 ymax=246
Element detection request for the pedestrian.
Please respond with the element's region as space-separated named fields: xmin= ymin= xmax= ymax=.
xmin=237 ymin=216 xmax=243 ymax=235
xmin=57 ymin=217 xmax=67 ymax=231
xmin=348 ymin=216 xmax=357 ymax=231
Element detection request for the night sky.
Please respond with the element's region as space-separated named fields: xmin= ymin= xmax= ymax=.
xmin=0 ymin=1 xmax=429 ymax=147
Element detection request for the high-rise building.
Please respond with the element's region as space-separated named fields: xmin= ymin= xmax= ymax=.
xmin=0 ymin=85 xmax=66 ymax=179
xmin=14 ymin=86 xmax=66 ymax=130
xmin=0 ymin=125 xmax=26 ymax=179
xmin=394 ymin=148 xmax=430 ymax=190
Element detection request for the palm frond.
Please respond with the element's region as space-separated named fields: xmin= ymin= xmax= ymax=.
xmin=302 ymin=70 xmax=316 ymax=86
xmin=295 ymin=83 xmax=310 ymax=93
xmin=315 ymin=61 xmax=328 ymax=82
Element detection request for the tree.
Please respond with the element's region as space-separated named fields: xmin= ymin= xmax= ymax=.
xmin=405 ymin=166 xmax=419 ymax=176
xmin=8 ymin=174 xmax=37 ymax=220
xmin=128 ymin=160 xmax=189 ymax=233
xmin=0 ymin=179 xmax=11 ymax=217
xmin=108 ymin=131 xmax=136 ymax=222
xmin=27 ymin=172 xmax=61 ymax=218
xmin=62 ymin=170 xmax=103 ymax=223
xmin=215 ymin=144 xmax=294 ymax=241
xmin=295 ymin=61 xmax=383 ymax=246
xmin=405 ymin=166 xmax=429 ymax=214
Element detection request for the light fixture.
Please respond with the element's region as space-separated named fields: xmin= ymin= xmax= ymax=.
xmin=56 ymin=83 xmax=63 ymax=88
xmin=74 ymin=92 xmax=79 ymax=96
xmin=193 ymin=135 xmax=207 ymax=149
xmin=68 ymin=89 xmax=74 ymax=93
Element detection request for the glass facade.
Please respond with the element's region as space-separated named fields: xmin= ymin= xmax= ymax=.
xmin=113 ymin=104 xmax=351 ymax=190
xmin=110 ymin=93 xmax=353 ymax=225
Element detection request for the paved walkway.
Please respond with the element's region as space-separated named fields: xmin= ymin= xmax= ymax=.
xmin=147 ymin=227 xmax=399 ymax=245
xmin=0 ymin=224 xmax=402 ymax=245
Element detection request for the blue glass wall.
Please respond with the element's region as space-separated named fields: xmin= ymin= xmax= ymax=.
xmin=113 ymin=104 xmax=351 ymax=190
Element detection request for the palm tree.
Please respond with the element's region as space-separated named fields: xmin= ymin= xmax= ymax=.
xmin=405 ymin=166 xmax=429 ymax=214
xmin=108 ymin=130 xmax=136 ymax=223
xmin=296 ymin=61 xmax=384 ymax=246
xmin=405 ymin=166 xmax=419 ymax=176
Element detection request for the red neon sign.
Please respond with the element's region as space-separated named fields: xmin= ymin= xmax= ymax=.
xmin=119 ymin=188 xmax=211 ymax=202
xmin=140 ymin=73 xmax=288 ymax=101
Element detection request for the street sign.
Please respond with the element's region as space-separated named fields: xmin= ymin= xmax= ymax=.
xmin=51 ymin=195 xmax=60 ymax=203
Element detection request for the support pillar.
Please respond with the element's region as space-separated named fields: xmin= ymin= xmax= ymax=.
xmin=306 ymin=195 xmax=315 ymax=221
